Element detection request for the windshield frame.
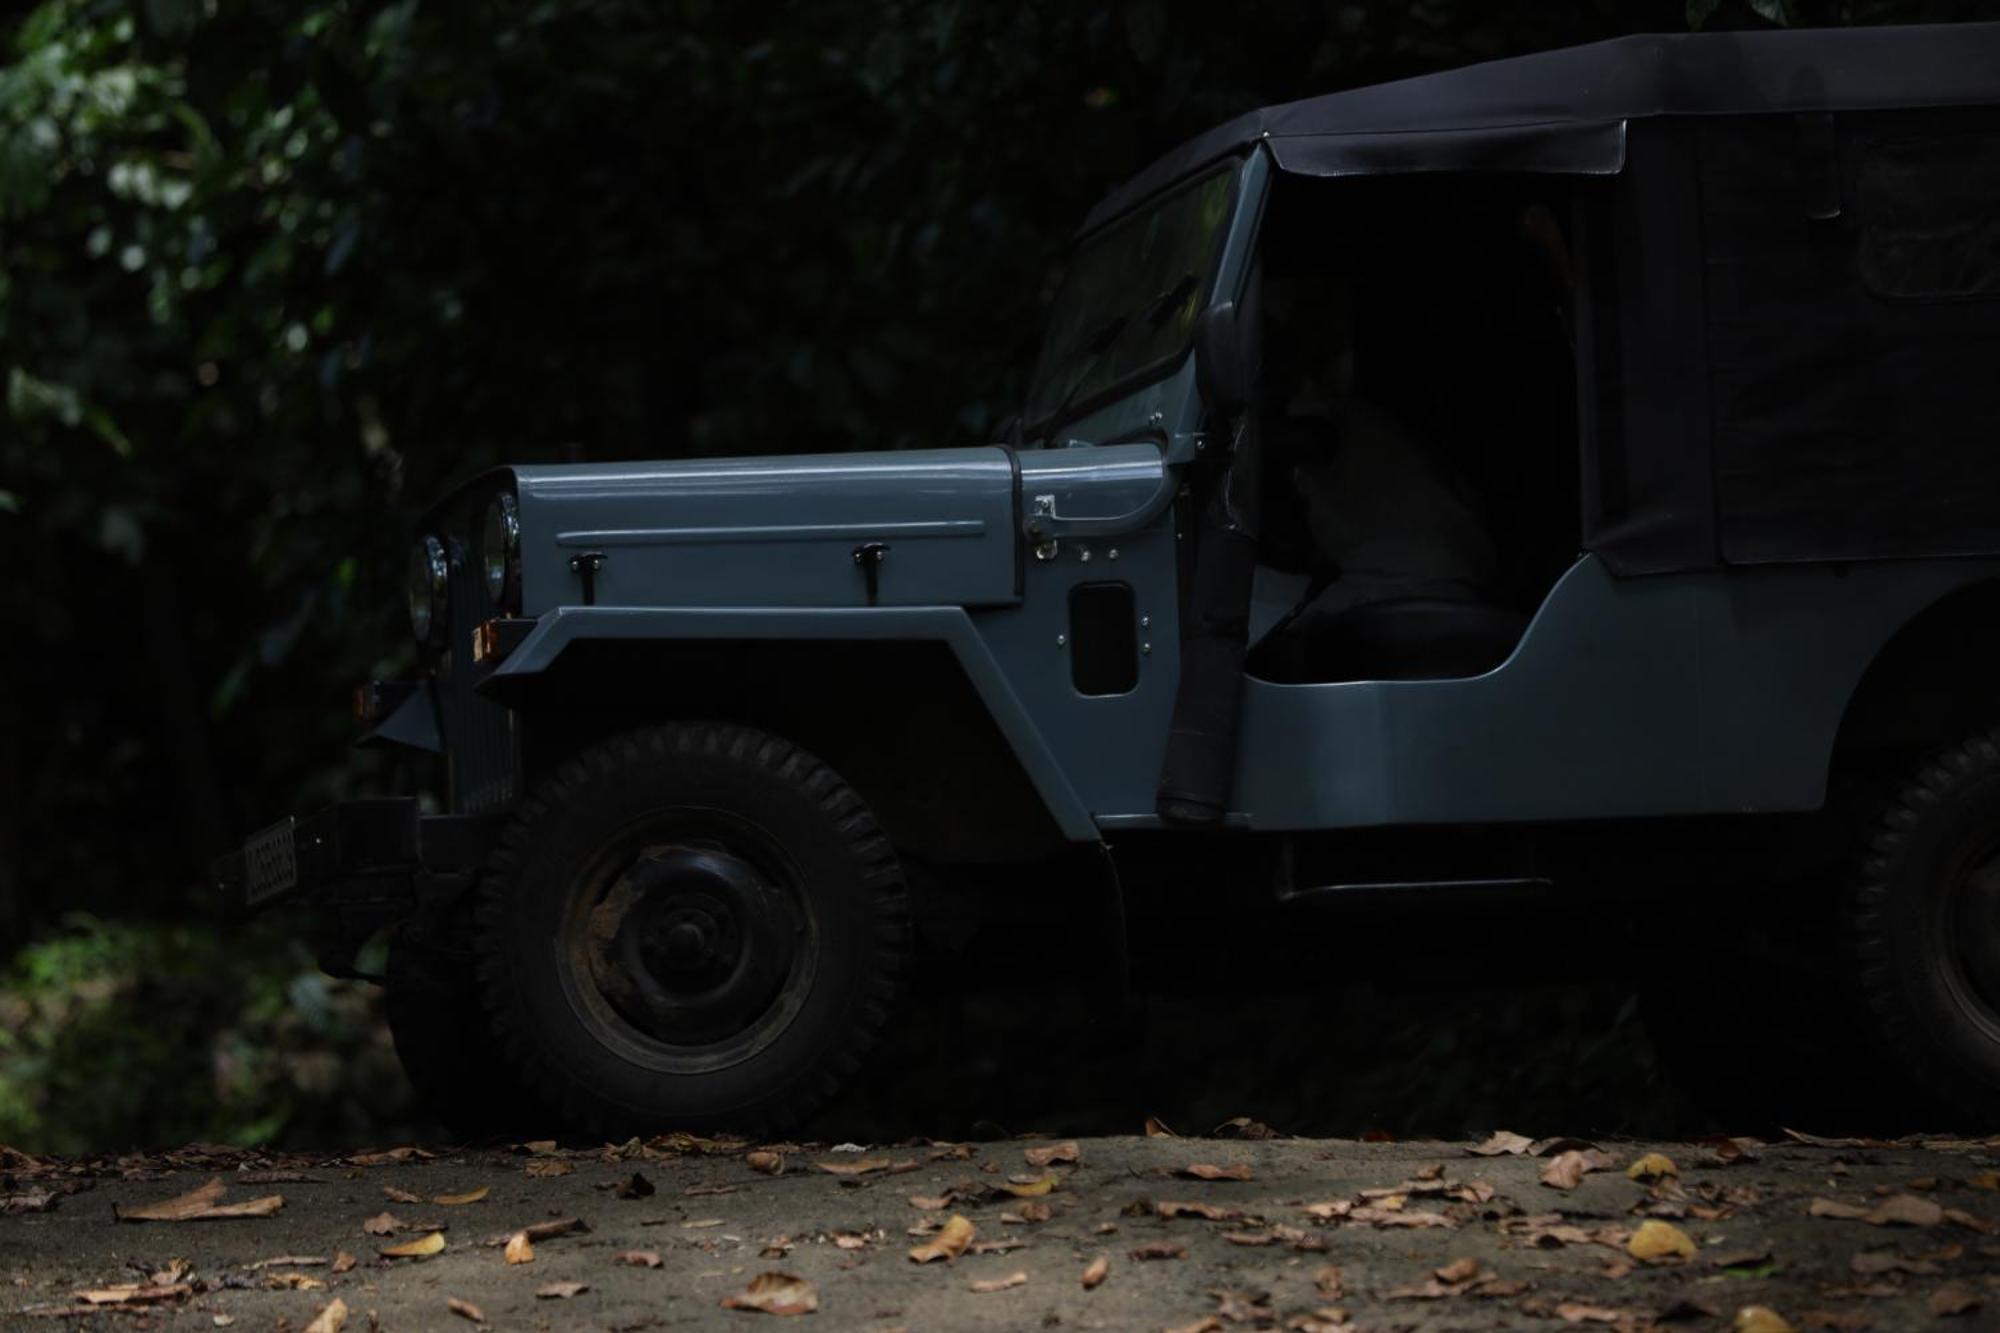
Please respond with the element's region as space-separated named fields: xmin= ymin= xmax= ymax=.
xmin=1025 ymin=156 xmax=1246 ymax=441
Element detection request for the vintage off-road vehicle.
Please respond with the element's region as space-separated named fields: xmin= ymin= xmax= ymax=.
xmin=220 ymin=22 xmax=2000 ymax=1134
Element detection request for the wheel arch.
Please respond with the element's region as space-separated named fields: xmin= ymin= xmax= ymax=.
xmin=1834 ymin=576 xmax=2000 ymax=768
xmin=480 ymin=608 xmax=1092 ymax=859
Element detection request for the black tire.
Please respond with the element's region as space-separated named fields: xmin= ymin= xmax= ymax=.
xmin=384 ymin=930 xmax=538 ymax=1141
xmin=473 ymin=722 xmax=910 ymax=1137
xmin=1850 ymin=726 xmax=2000 ymax=1128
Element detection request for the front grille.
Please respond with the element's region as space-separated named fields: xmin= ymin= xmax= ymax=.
xmin=440 ymin=531 xmax=519 ymax=815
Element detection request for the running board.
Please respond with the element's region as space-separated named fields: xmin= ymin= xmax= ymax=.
xmin=1276 ymin=876 xmax=1554 ymax=906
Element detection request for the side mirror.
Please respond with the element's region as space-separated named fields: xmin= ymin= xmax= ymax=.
xmin=1193 ymin=301 xmax=1249 ymax=414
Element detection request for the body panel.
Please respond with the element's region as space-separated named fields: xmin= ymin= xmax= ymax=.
xmin=511 ymin=448 xmax=1019 ymax=613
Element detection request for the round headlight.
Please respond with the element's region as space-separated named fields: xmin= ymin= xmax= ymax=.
xmin=480 ymin=492 xmax=520 ymax=604
xmin=407 ymin=534 xmax=449 ymax=644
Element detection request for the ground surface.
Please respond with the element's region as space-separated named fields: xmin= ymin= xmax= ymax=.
xmin=5 ymin=1130 xmax=2000 ymax=1331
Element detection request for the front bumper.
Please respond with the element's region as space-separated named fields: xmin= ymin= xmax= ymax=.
xmin=211 ymin=799 xmax=504 ymax=974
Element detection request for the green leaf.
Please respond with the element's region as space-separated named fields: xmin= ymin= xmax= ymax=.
xmin=1746 ymin=0 xmax=1789 ymax=24
xmin=1685 ymin=0 xmax=1724 ymax=27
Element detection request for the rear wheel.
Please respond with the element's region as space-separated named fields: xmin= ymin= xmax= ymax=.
xmin=1849 ymin=727 xmax=2000 ymax=1127
xmin=473 ymin=723 xmax=910 ymax=1137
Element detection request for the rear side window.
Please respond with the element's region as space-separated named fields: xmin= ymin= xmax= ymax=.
xmin=1854 ymin=130 xmax=2000 ymax=301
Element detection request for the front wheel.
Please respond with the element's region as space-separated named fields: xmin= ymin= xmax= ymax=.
xmin=1849 ymin=727 xmax=2000 ymax=1127
xmin=473 ymin=723 xmax=910 ymax=1137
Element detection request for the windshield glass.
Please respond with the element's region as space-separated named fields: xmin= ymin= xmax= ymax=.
xmin=1025 ymin=161 xmax=1240 ymax=432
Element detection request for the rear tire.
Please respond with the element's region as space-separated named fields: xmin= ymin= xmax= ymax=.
xmin=1849 ymin=727 xmax=2000 ymax=1128
xmin=473 ymin=722 xmax=910 ymax=1137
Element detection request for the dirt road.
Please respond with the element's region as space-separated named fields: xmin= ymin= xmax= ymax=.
xmin=5 ymin=1130 xmax=1998 ymax=1330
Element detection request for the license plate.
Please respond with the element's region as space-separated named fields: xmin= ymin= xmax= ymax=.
xmin=243 ymin=817 xmax=299 ymax=907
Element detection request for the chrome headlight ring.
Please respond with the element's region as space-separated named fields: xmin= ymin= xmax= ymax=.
xmin=480 ymin=491 xmax=521 ymax=608
xmin=407 ymin=533 xmax=450 ymax=645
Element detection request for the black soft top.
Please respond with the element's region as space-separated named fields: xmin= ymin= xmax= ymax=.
xmin=1083 ymin=21 xmax=2000 ymax=234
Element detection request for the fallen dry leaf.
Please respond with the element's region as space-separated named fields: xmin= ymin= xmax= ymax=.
xmin=301 ymin=1298 xmax=347 ymax=1333
xmin=614 ymin=1171 xmax=655 ymax=1200
xmin=1931 ymin=1283 xmax=1984 ymax=1317
xmin=537 ymin=1282 xmax=589 ymax=1299
xmin=618 ymin=1250 xmax=663 ymax=1268
xmin=381 ymin=1185 xmax=422 ymax=1203
xmin=969 ymin=1236 xmax=1027 ymax=1254
xmin=908 ymin=1193 xmax=955 ymax=1210
xmin=263 ymin=1272 xmax=326 ymax=1291
xmin=1557 ymin=1303 xmax=1629 ymax=1325
xmin=1734 ymin=1307 xmax=1796 ymax=1333
xmin=1002 ymin=1201 xmax=1051 ymax=1224
xmin=1163 ymin=1319 xmax=1221 ymax=1333
xmin=73 ymin=1285 xmax=192 ymax=1308
xmin=1541 ymin=1149 xmax=1614 ymax=1190
xmin=247 ymin=1254 xmax=326 ymax=1270
xmin=1024 ymin=1141 xmax=1080 ymax=1168
xmin=816 ymin=1157 xmax=893 ymax=1176
xmin=1627 ymin=1153 xmax=1678 ymax=1182
xmin=720 ymin=1270 xmax=818 ymax=1316
xmin=1179 ymin=1162 xmax=1254 ymax=1181
xmin=1469 ymin=1130 xmax=1536 ymax=1156
xmin=746 ymin=1151 xmax=784 ymax=1175
xmin=1301 ymin=1200 xmax=1352 ymax=1221
xmin=832 ymin=1231 xmax=869 ymax=1250
xmin=504 ymin=1230 xmax=534 ymax=1264
xmin=380 ymin=1231 xmax=446 ymax=1259
xmin=1157 ymin=1200 xmax=1240 ymax=1221
xmin=1144 ymin=1116 xmax=1177 ymax=1137
xmin=447 ymin=1296 xmax=485 ymax=1323
xmin=525 ymin=1158 xmax=572 ymax=1178
xmin=1128 ymin=1240 xmax=1188 ymax=1261
xmin=1628 ymin=1219 xmax=1697 ymax=1261
xmin=1082 ymin=1255 xmax=1109 ymax=1289
xmin=908 ymin=1213 xmax=975 ymax=1263
xmin=114 ymin=1176 xmax=284 ymax=1222
xmin=998 ymin=1174 xmax=1058 ymax=1197
xmin=362 ymin=1211 xmax=402 ymax=1236
xmin=1811 ymin=1194 xmax=1946 ymax=1227
xmin=331 ymin=1251 xmax=355 ymax=1274
xmin=1435 ymin=1256 xmax=1480 ymax=1284
xmin=970 ymin=1270 xmax=1027 ymax=1293
xmin=434 ymin=1187 xmax=490 ymax=1206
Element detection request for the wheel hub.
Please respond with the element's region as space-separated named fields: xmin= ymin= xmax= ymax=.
xmin=582 ymin=845 xmax=798 ymax=1046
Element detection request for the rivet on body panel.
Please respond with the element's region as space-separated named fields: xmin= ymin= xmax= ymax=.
xmin=1056 ymin=634 xmax=1068 ymax=648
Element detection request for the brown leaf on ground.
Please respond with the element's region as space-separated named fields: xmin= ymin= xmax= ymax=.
xmin=1144 ymin=1116 xmax=1177 ymax=1137
xmin=1178 ymin=1162 xmax=1254 ymax=1181
xmin=247 ymin=1254 xmax=325 ymax=1270
xmin=1541 ymin=1149 xmax=1614 ymax=1190
xmin=1157 ymin=1200 xmax=1240 ymax=1221
xmin=1301 ymin=1200 xmax=1353 ymax=1221
xmin=720 ymin=1271 xmax=819 ymax=1316
xmin=1163 ymin=1319 xmax=1222 ymax=1333
xmin=331 ymin=1251 xmax=355 ymax=1274
xmin=1470 ymin=1130 xmax=1537 ymax=1156
xmin=1350 ymin=1205 xmax=1453 ymax=1228
xmin=447 ymin=1296 xmax=485 ymax=1323
xmin=746 ymin=1151 xmax=784 ymax=1176
xmin=1734 ymin=1307 xmax=1796 ymax=1333
xmin=1628 ymin=1153 xmax=1679 ymax=1182
xmin=1436 ymin=1257 xmax=1480 ymax=1284
xmin=1811 ymin=1194 xmax=1946 ymax=1227
xmin=379 ymin=1231 xmax=446 ymax=1259
xmin=348 ymin=1146 xmax=436 ymax=1166
xmin=381 ymin=1185 xmax=422 ymax=1203
xmin=613 ymin=1172 xmax=655 ymax=1199
xmin=1943 ymin=1207 xmax=1998 ymax=1234
xmin=816 ymin=1157 xmax=894 ymax=1176
xmin=1628 ymin=1219 xmax=1698 ymax=1261
xmin=1024 ymin=1140 xmax=1080 ymax=1168
xmin=908 ymin=1213 xmax=975 ymax=1263
xmin=1223 ymin=1230 xmax=1276 ymax=1245
xmin=503 ymin=1230 xmax=534 ymax=1264
xmin=618 ymin=1250 xmax=663 ymax=1267
xmin=301 ymin=1298 xmax=348 ymax=1333
xmin=1783 ymin=1128 xmax=1884 ymax=1149
xmin=525 ymin=1158 xmax=572 ymax=1177
xmin=1 ymin=1189 xmax=57 ymax=1214
xmin=970 ymin=1270 xmax=1027 ymax=1293
xmin=1082 ymin=1256 xmax=1109 ymax=1289
xmin=1211 ymin=1116 xmax=1280 ymax=1139
xmin=1930 ymin=1283 xmax=1984 ymax=1317
xmin=969 ymin=1236 xmax=1027 ymax=1254
xmin=832 ymin=1231 xmax=869 ymax=1250
xmin=1002 ymin=1201 xmax=1051 ymax=1224
xmin=996 ymin=1175 xmax=1058 ymax=1198
xmin=537 ymin=1282 xmax=589 ymax=1299
xmin=433 ymin=1187 xmax=489 ymax=1206
xmin=362 ymin=1212 xmax=402 ymax=1236
xmin=907 ymin=1193 xmax=955 ymax=1210
xmin=1129 ymin=1240 xmax=1188 ymax=1260
xmin=514 ymin=1216 xmax=589 ymax=1243
xmin=73 ymin=1284 xmax=193 ymax=1307
xmin=1558 ymin=1303 xmax=1631 ymax=1324
xmin=262 ymin=1272 xmax=326 ymax=1291
xmin=114 ymin=1176 xmax=284 ymax=1222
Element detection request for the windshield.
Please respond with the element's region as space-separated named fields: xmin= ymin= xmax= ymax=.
xmin=1025 ymin=162 xmax=1240 ymax=433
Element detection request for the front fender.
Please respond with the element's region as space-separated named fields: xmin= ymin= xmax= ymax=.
xmin=482 ymin=605 xmax=1098 ymax=841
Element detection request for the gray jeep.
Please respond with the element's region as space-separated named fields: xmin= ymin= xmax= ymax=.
xmin=219 ymin=22 xmax=2000 ymax=1134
